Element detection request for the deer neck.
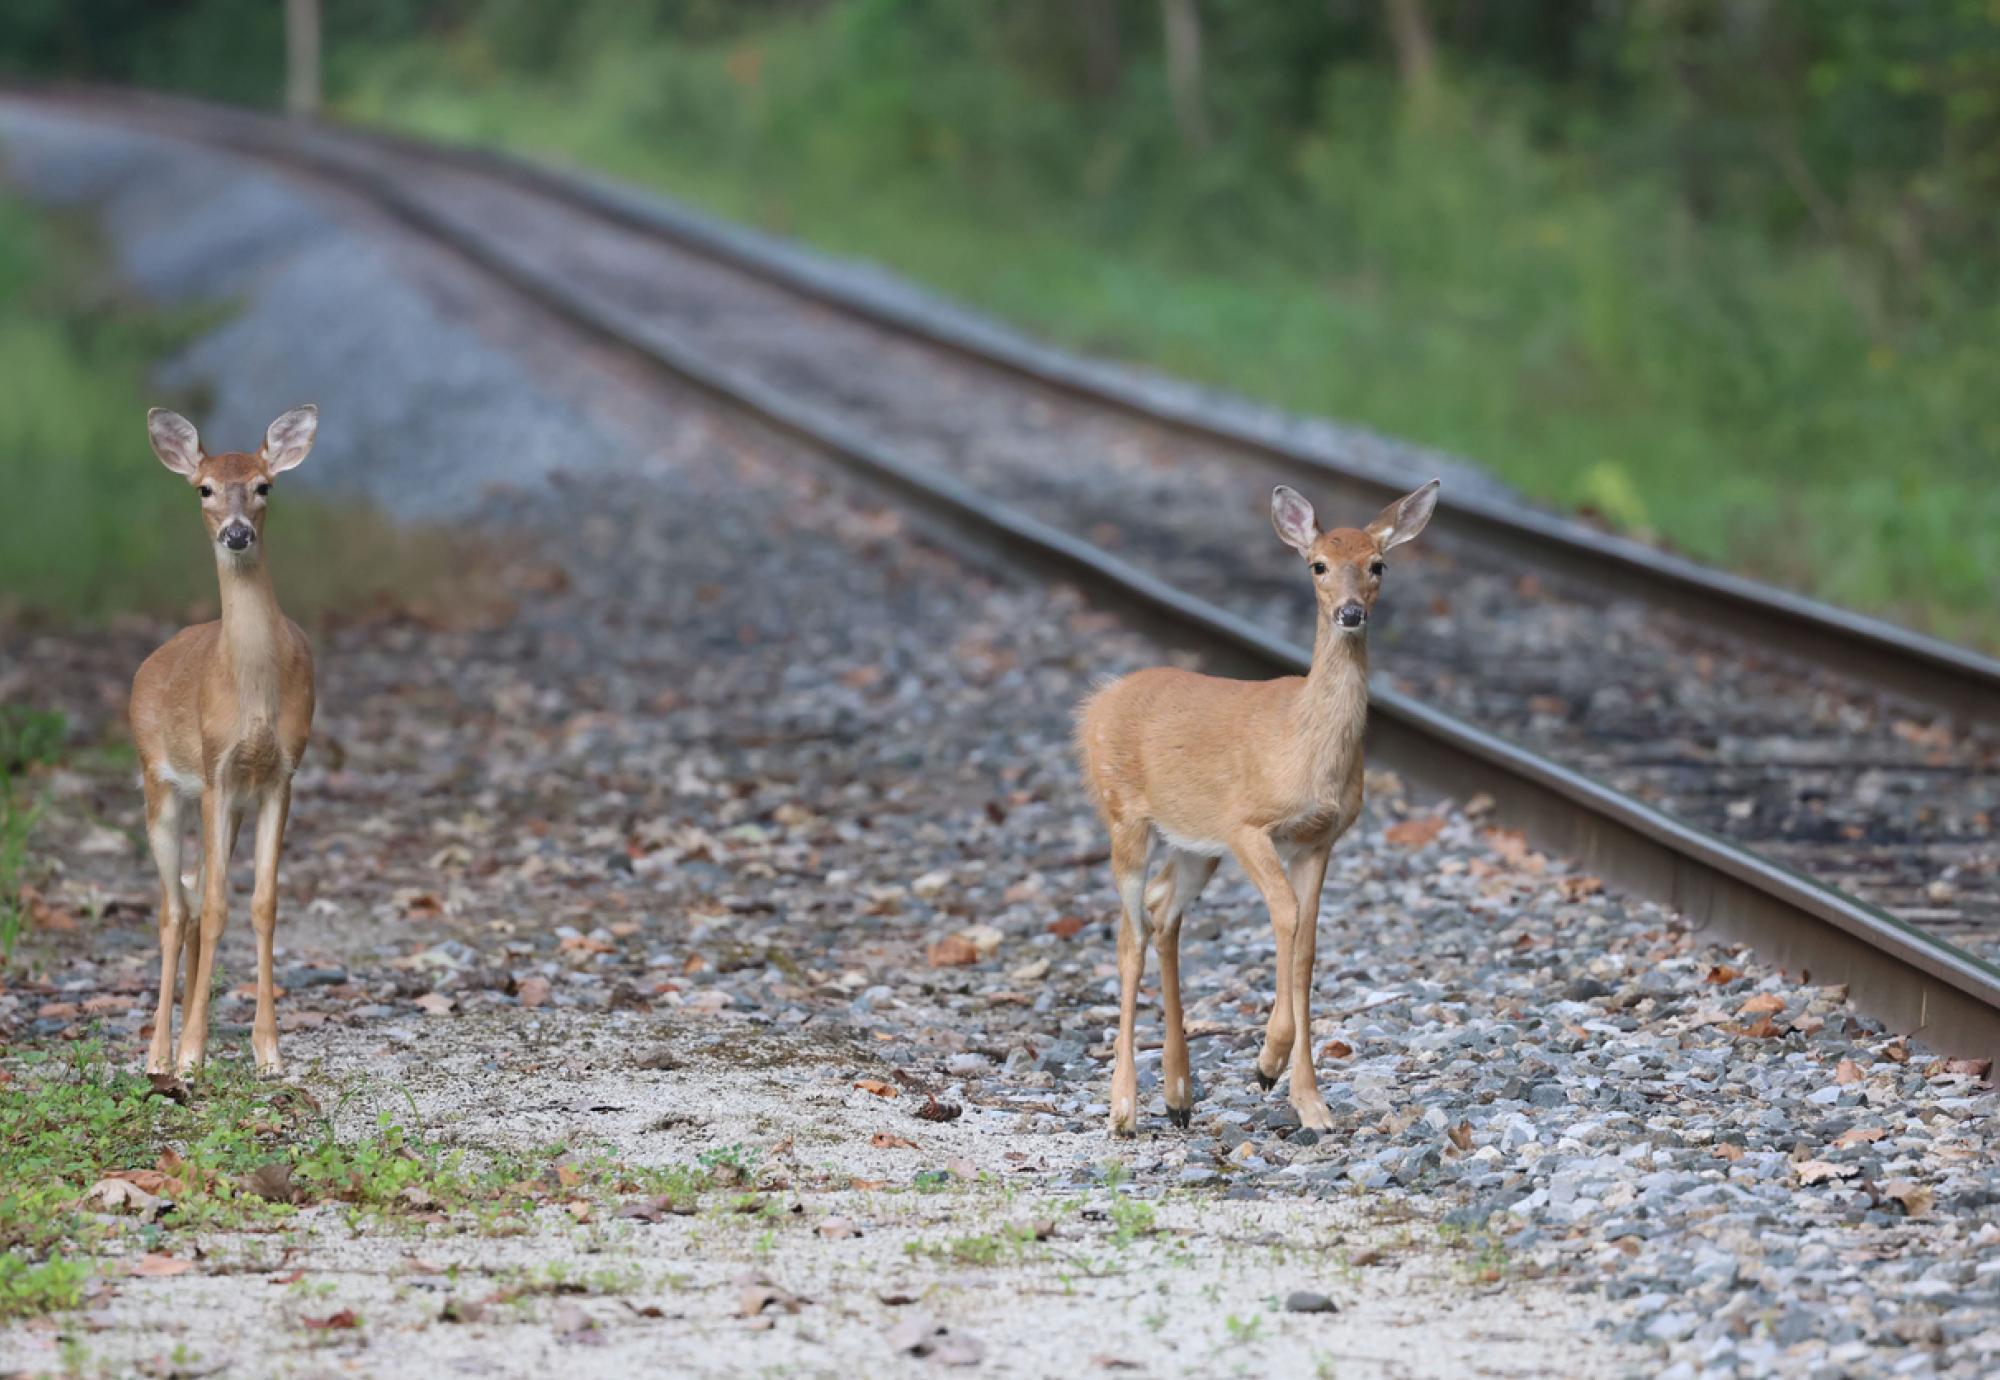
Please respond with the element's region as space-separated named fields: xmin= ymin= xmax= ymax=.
xmin=1294 ymin=620 xmax=1370 ymax=786
xmin=216 ymin=553 xmax=286 ymax=719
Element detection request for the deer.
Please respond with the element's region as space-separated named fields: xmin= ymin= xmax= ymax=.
xmin=130 ymin=405 xmax=319 ymax=1079
xmin=1075 ymin=479 xmax=1439 ymax=1136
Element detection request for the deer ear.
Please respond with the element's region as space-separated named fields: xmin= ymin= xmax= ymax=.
xmin=262 ymin=405 xmax=318 ymax=474
xmin=1271 ymin=485 xmax=1320 ymax=555
xmin=147 ymin=408 xmax=204 ymax=478
xmin=1366 ymin=479 xmax=1440 ymax=551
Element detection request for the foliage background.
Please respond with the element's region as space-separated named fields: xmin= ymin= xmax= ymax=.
xmin=3 ymin=0 xmax=1995 ymax=643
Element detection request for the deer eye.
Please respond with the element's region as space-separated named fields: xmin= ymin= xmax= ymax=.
xmin=1370 ymin=560 xmax=1385 ymax=577
xmin=1310 ymin=561 xmax=1328 ymax=576
xmin=198 ymin=485 xmax=213 ymax=498
xmin=255 ymin=483 xmax=271 ymax=496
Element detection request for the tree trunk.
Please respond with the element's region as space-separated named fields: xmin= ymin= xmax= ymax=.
xmin=1382 ymin=0 xmax=1438 ymax=119
xmin=1160 ymin=0 xmax=1212 ymax=152
xmin=285 ymin=0 xmax=321 ymax=118
xmin=1082 ymin=0 xmax=1123 ymax=100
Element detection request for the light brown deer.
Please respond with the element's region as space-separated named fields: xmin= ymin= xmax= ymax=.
xmin=1076 ymin=479 xmax=1439 ymax=1136
xmin=131 ymin=406 xmax=318 ymax=1077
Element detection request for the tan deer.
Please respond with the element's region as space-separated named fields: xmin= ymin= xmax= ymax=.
xmin=130 ymin=406 xmax=319 ymax=1078
xmin=1076 ymin=479 xmax=1439 ymax=1136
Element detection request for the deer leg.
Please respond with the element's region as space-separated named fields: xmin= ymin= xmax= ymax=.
xmin=177 ymin=784 xmax=238 ymax=1075
xmin=180 ymin=805 xmax=240 ymax=1013
xmin=1233 ymin=832 xmax=1304 ymax=1095
xmin=1283 ymin=841 xmax=1336 ymax=1131
xmin=248 ymin=784 xmax=290 ymax=1076
xmin=1106 ymin=821 xmax=1152 ymax=1138
xmin=1152 ymin=850 xmax=1217 ymax=1129
xmin=143 ymin=781 xmax=186 ymax=1075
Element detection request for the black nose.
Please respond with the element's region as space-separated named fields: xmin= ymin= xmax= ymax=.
xmin=1336 ymin=602 xmax=1367 ymax=628
xmin=221 ymin=524 xmax=255 ymax=550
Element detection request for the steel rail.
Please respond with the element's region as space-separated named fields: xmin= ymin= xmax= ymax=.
xmin=331 ymin=113 xmax=2000 ymax=725
xmin=29 ymin=90 xmax=2000 ymax=1061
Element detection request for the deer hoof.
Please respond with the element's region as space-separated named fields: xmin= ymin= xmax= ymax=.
xmin=1255 ymin=1069 xmax=1278 ymax=1091
xmin=1167 ymin=1104 xmax=1192 ymax=1130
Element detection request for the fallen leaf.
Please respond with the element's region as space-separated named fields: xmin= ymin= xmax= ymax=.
xmin=1835 ymin=1059 xmax=1864 ymax=1085
xmin=854 ymin=1078 xmax=898 ymax=1099
xmin=1446 ymin=1121 xmax=1473 ymax=1153
xmin=1556 ymin=875 xmax=1603 ymax=901
xmin=1738 ymin=993 xmax=1786 ymax=1015
xmin=1944 ymin=1057 xmax=1993 ymax=1080
xmin=516 ymin=976 xmax=552 ymax=1008
xmin=926 ymin=935 xmax=978 ymax=968
xmin=243 ymin=1163 xmax=296 ymax=1204
xmin=300 ymin=1309 xmax=359 ymax=1330
xmin=1712 ymin=1143 xmax=1744 ymax=1162
xmin=915 ymin=1097 xmax=962 ymax=1123
xmin=817 ymin=1216 xmax=861 ymax=1240
xmin=1047 ymin=915 xmax=1087 ymax=939
xmin=146 ymin=1073 xmax=190 ymax=1105
xmin=413 ymin=992 xmax=455 ymax=1017
xmin=871 ymin=1132 xmax=918 ymax=1150
xmin=1704 ymin=965 xmax=1741 ymax=985
xmin=268 ymin=1270 xmax=306 ymax=1285
xmin=1384 ymin=817 xmax=1445 ymax=848
xmin=1731 ymin=1016 xmax=1785 ymax=1039
xmin=1318 ymin=1039 xmax=1352 ymax=1060
xmin=1795 ymin=1160 xmax=1861 ymax=1185
xmin=87 ymin=1178 xmax=167 ymax=1219
xmin=131 ymin=1253 xmax=196 ymax=1277
xmin=1881 ymin=1179 xmax=1934 ymax=1217
xmin=1834 ymin=1126 xmax=1888 ymax=1150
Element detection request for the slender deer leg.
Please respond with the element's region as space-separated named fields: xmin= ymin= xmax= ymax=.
xmin=178 ymin=782 xmax=238 ymax=1074
xmin=1106 ymin=821 xmax=1152 ymax=1137
xmin=1234 ymin=831 xmax=1303 ymax=1094
xmin=180 ymin=805 xmax=241 ymax=1014
xmin=143 ymin=781 xmax=186 ymax=1075
xmin=248 ymin=785 xmax=290 ymax=1075
xmin=1283 ymin=839 xmax=1336 ymax=1130
xmin=1152 ymin=850 xmax=1218 ymax=1129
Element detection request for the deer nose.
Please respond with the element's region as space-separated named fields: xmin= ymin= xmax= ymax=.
xmin=220 ymin=522 xmax=255 ymax=551
xmin=1336 ymin=602 xmax=1367 ymax=629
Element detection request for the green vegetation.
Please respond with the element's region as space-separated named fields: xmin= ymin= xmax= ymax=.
xmin=0 ymin=1041 xmax=723 ymax=1321
xmin=0 ymin=706 xmax=64 ymax=959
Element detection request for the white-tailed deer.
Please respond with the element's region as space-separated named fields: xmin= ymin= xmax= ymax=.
xmin=130 ymin=406 xmax=318 ymax=1077
xmin=1076 ymin=479 xmax=1439 ymax=1135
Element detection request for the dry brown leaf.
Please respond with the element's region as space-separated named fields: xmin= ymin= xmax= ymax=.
xmin=817 ymin=1216 xmax=861 ymax=1240
xmin=413 ymin=992 xmax=455 ymax=1016
xmin=1881 ymin=1180 xmax=1934 ymax=1217
xmin=1446 ymin=1121 xmax=1473 ymax=1153
xmin=1712 ymin=1142 xmax=1744 ymax=1162
xmin=1318 ymin=1039 xmax=1353 ymax=1060
xmin=1739 ymin=993 xmax=1786 ymax=1015
xmin=300 ymin=1309 xmax=359 ymax=1330
xmin=1944 ymin=1057 xmax=1993 ymax=1080
xmin=1796 ymin=1160 xmax=1860 ymax=1186
xmin=1047 ymin=915 xmax=1088 ymax=939
xmin=516 ymin=976 xmax=552 ymax=1008
xmin=1704 ymin=965 xmax=1741 ymax=985
xmin=926 ymin=935 xmax=979 ymax=968
xmin=1384 ymin=817 xmax=1445 ymax=849
xmin=1731 ymin=1016 xmax=1785 ymax=1039
xmin=871 ymin=1132 xmax=919 ymax=1150
xmin=131 ymin=1253 xmax=196 ymax=1277
xmin=854 ymin=1078 xmax=898 ymax=1099
xmin=1834 ymin=1126 xmax=1888 ymax=1150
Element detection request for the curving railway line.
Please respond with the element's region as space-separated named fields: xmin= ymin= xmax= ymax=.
xmin=21 ymin=87 xmax=2000 ymax=1060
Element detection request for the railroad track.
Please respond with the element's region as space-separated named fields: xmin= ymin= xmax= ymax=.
xmin=21 ymin=88 xmax=2000 ymax=1059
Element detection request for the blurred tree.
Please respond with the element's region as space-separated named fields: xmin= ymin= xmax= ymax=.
xmin=1160 ymin=0 xmax=1211 ymax=151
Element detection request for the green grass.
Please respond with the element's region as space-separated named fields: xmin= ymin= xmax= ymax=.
xmin=0 ymin=1041 xmax=729 ymax=1322
xmin=0 ymin=188 xmax=503 ymax=629
xmin=0 ymin=706 xmax=65 ymax=960
xmin=339 ymin=12 xmax=1999 ymax=649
